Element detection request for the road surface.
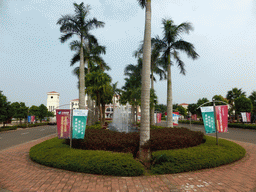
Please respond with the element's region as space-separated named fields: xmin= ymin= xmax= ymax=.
xmin=0 ymin=125 xmax=57 ymax=151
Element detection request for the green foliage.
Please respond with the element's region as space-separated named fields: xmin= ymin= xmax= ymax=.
xmin=196 ymin=97 xmax=209 ymax=117
xmin=155 ymin=104 xmax=167 ymax=114
xmin=249 ymin=90 xmax=256 ymax=115
xmin=187 ymin=103 xmax=197 ymax=115
xmin=11 ymin=102 xmax=29 ymax=121
xmin=234 ymin=96 xmax=253 ymax=114
xmin=151 ymin=136 xmax=246 ymax=174
xmin=86 ymin=124 xmax=102 ymax=130
xmin=177 ymin=105 xmax=187 ymax=117
xmin=0 ymin=92 xmax=15 ymax=126
xmin=30 ymin=137 xmax=144 ymax=176
xmin=150 ymin=89 xmax=158 ymax=109
xmin=29 ymin=105 xmax=39 ymax=120
xmin=212 ymin=95 xmax=229 ymax=106
xmin=38 ymin=104 xmax=48 ymax=122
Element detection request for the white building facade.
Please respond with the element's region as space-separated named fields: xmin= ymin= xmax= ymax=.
xmin=47 ymin=91 xmax=60 ymax=115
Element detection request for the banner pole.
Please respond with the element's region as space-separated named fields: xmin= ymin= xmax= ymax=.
xmin=70 ymin=104 xmax=73 ymax=148
xmin=213 ymin=99 xmax=218 ymax=145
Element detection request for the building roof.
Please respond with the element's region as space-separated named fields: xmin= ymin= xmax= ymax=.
xmin=71 ymin=99 xmax=79 ymax=101
xmin=179 ymin=103 xmax=188 ymax=106
xmin=47 ymin=91 xmax=59 ymax=94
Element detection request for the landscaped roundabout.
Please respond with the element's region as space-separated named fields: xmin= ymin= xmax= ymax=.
xmin=29 ymin=125 xmax=246 ymax=177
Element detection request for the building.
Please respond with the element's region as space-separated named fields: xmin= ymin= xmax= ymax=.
xmin=47 ymin=91 xmax=60 ymax=115
xmin=179 ymin=103 xmax=188 ymax=110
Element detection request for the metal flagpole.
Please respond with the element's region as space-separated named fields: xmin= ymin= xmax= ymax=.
xmin=213 ymin=99 xmax=219 ymax=145
xmin=70 ymin=103 xmax=73 ymax=148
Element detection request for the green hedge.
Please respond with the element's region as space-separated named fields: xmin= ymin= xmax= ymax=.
xmin=29 ymin=137 xmax=145 ymax=176
xmin=151 ymin=136 xmax=246 ymax=174
xmin=179 ymin=120 xmax=256 ymax=130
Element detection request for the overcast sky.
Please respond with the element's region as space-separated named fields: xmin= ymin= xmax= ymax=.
xmin=1 ymin=0 xmax=256 ymax=107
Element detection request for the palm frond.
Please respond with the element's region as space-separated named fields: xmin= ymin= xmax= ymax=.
xmin=172 ymin=40 xmax=199 ymax=60
xmin=137 ymin=0 xmax=146 ymax=8
xmin=173 ymin=51 xmax=186 ymax=75
xmin=69 ymin=40 xmax=81 ymax=51
xmin=59 ymin=33 xmax=74 ymax=43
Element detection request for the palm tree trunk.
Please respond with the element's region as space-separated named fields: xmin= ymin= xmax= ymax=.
xmin=150 ymin=72 xmax=155 ymax=125
xmin=136 ymin=105 xmax=138 ymax=123
xmin=131 ymin=104 xmax=135 ymax=124
xmin=102 ymin=103 xmax=106 ymax=126
xmin=79 ymin=38 xmax=86 ymax=109
xmin=139 ymin=0 xmax=151 ymax=167
xmin=167 ymin=60 xmax=173 ymax=128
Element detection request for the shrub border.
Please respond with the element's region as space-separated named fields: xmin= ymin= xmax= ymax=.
xmin=29 ymin=131 xmax=246 ymax=176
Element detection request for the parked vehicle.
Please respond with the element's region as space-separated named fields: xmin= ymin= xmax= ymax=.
xmin=48 ymin=117 xmax=57 ymax=125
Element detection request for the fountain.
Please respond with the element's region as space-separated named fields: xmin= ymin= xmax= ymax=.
xmin=108 ymin=103 xmax=138 ymax=133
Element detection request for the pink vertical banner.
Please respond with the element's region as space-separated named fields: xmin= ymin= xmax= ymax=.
xmin=157 ymin=113 xmax=162 ymax=123
xmin=215 ymin=105 xmax=228 ymax=133
xmin=191 ymin=114 xmax=197 ymax=120
xmin=31 ymin=116 xmax=35 ymax=123
xmin=56 ymin=109 xmax=71 ymax=139
xmin=246 ymin=112 xmax=251 ymax=122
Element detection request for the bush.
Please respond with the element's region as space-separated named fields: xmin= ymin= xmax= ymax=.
xmin=0 ymin=126 xmax=18 ymax=132
xmin=151 ymin=136 xmax=246 ymax=174
xmin=29 ymin=137 xmax=144 ymax=176
xmin=86 ymin=124 xmax=102 ymax=130
xmin=143 ymin=128 xmax=204 ymax=151
xmin=66 ymin=127 xmax=204 ymax=158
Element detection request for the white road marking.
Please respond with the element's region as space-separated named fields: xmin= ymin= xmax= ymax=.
xmin=21 ymin=132 xmax=29 ymax=135
xmin=40 ymin=129 xmax=45 ymax=131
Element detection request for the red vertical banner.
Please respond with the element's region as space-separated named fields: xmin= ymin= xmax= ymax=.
xmin=191 ymin=114 xmax=197 ymax=121
xmin=31 ymin=116 xmax=35 ymax=123
xmin=247 ymin=112 xmax=251 ymax=122
xmin=157 ymin=113 xmax=162 ymax=123
xmin=56 ymin=109 xmax=71 ymax=139
xmin=215 ymin=105 xmax=228 ymax=133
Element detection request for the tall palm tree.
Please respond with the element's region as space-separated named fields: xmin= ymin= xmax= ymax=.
xmin=57 ymin=2 xmax=104 ymax=110
xmin=137 ymin=0 xmax=152 ymax=165
xmin=155 ymin=18 xmax=199 ymax=128
xmin=134 ymin=40 xmax=167 ymax=125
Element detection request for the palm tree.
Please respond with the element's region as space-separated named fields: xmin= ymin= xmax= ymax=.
xmin=84 ymin=70 xmax=112 ymax=127
xmin=134 ymin=40 xmax=167 ymax=125
xmin=57 ymin=2 xmax=104 ymax=110
xmin=111 ymin=82 xmax=121 ymax=114
xmin=137 ymin=0 xmax=152 ymax=165
xmin=226 ymin=87 xmax=246 ymax=121
xmin=154 ymin=18 xmax=199 ymax=128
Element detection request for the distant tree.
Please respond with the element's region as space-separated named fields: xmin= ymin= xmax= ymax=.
xmin=0 ymin=92 xmax=14 ymax=127
xmin=212 ymin=95 xmax=229 ymax=106
xmin=155 ymin=104 xmax=167 ymax=114
xmin=196 ymin=98 xmax=209 ymax=118
xmin=187 ymin=103 xmax=197 ymax=115
xmin=11 ymin=102 xmax=29 ymax=124
xmin=173 ymin=103 xmax=179 ymax=112
xmin=111 ymin=82 xmax=121 ymax=113
xmin=249 ymin=91 xmax=256 ymax=115
xmin=234 ymin=96 xmax=253 ymax=122
xmin=177 ymin=105 xmax=187 ymax=117
xmin=226 ymin=87 xmax=246 ymax=120
xmin=29 ymin=105 xmax=40 ymax=122
xmin=38 ymin=104 xmax=48 ymax=122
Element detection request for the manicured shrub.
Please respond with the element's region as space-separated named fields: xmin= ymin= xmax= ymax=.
xmin=151 ymin=136 xmax=246 ymax=174
xmin=86 ymin=124 xmax=102 ymax=130
xmin=0 ymin=126 xmax=17 ymax=132
xmin=66 ymin=127 xmax=204 ymax=157
xmin=143 ymin=128 xmax=204 ymax=151
xmin=30 ymin=137 xmax=144 ymax=176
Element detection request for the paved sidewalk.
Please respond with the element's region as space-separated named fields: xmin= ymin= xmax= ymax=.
xmin=0 ymin=135 xmax=256 ymax=192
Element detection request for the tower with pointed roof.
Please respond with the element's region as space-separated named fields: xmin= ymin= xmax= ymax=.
xmin=47 ymin=91 xmax=60 ymax=115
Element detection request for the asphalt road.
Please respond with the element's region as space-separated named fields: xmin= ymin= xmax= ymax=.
xmin=0 ymin=125 xmax=57 ymax=151
xmin=157 ymin=122 xmax=256 ymax=144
